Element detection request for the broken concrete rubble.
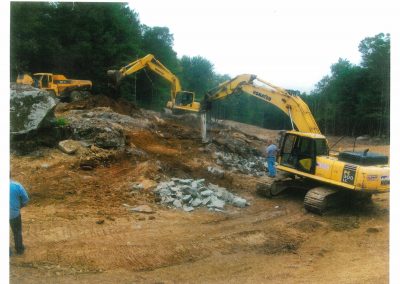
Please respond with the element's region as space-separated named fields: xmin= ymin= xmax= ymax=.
xmin=154 ymin=178 xmax=249 ymax=212
xmin=214 ymin=151 xmax=266 ymax=176
xmin=207 ymin=166 xmax=225 ymax=177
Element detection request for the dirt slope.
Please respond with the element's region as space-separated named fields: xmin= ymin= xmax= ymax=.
xmin=9 ymin=98 xmax=389 ymax=283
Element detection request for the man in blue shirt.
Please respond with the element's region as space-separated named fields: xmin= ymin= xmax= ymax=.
xmin=266 ymin=140 xmax=278 ymax=178
xmin=10 ymin=180 xmax=30 ymax=255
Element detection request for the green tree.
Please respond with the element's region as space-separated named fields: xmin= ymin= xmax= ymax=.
xmin=358 ymin=33 xmax=390 ymax=137
xmin=179 ymin=56 xmax=216 ymax=97
xmin=11 ymin=2 xmax=142 ymax=94
xmin=308 ymin=34 xmax=390 ymax=137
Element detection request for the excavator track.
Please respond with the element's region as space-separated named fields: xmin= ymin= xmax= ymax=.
xmin=256 ymin=174 xmax=309 ymax=198
xmin=303 ymin=186 xmax=339 ymax=214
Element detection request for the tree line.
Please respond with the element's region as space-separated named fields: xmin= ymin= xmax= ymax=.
xmin=11 ymin=2 xmax=390 ymax=137
xmin=10 ymin=2 xmax=218 ymax=111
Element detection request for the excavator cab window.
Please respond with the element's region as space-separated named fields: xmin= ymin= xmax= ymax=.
xmin=295 ymin=137 xmax=315 ymax=173
xmin=280 ymin=134 xmax=297 ymax=167
xmin=280 ymin=134 xmax=316 ymax=174
xmin=315 ymin=138 xmax=329 ymax=156
xmin=176 ymin=92 xmax=194 ymax=106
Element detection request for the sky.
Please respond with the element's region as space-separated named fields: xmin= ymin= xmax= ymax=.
xmin=129 ymin=0 xmax=395 ymax=92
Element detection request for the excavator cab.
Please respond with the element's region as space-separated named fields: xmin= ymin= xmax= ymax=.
xmin=279 ymin=132 xmax=329 ymax=174
xmin=175 ymin=91 xmax=195 ymax=106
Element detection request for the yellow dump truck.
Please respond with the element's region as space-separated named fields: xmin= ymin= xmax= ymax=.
xmin=17 ymin=73 xmax=92 ymax=102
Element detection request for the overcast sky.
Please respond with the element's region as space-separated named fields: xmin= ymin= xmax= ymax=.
xmin=129 ymin=0 xmax=394 ymax=92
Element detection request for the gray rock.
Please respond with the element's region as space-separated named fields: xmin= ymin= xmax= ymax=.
xmin=175 ymin=179 xmax=193 ymax=185
xmin=208 ymin=196 xmax=225 ymax=209
xmin=191 ymin=198 xmax=203 ymax=207
xmin=156 ymin=181 xmax=175 ymax=189
xmin=158 ymin=188 xmax=171 ymax=197
xmin=173 ymin=199 xmax=183 ymax=208
xmin=182 ymin=195 xmax=192 ymax=203
xmin=202 ymin=197 xmax=211 ymax=206
xmin=200 ymin=190 xmax=214 ymax=197
xmin=155 ymin=178 xmax=249 ymax=212
xmin=198 ymin=186 xmax=209 ymax=192
xmin=58 ymin=140 xmax=80 ymax=155
xmin=191 ymin=179 xmax=205 ymax=188
xmin=232 ymin=197 xmax=248 ymax=208
xmin=183 ymin=205 xmax=194 ymax=212
xmin=131 ymin=183 xmax=144 ymax=191
xmin=215 ymin=188 xmax=234 ymax=203
xmin=208 ymin=183 xmax=224 ymax=191
xmin=179 ymin=185 xmax=192 ymax=192
xmin=162 ymin=196 xmax=175 ymax=204
xmin=170 ymin=186 xmax=181 ymax=192
xmin=10 ymin=87 xmax=58 ymax=134
xmin=130 ymin=205 xmax=154 ymax=213
xmin=207 ymin=166 xmax=225 ymax=177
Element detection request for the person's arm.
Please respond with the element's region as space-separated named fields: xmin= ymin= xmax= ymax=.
xmin=19 ymin=185 xmax=30 ymax=208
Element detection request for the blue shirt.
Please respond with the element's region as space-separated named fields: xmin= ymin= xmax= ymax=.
xmin=266 ymin=144 xmax=278 ymax=158
xmin=10 ymin=180 xmax=29 ymax=219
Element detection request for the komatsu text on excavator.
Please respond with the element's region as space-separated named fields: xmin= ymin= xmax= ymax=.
xmin=107 ymin=54 xmax=200 ymax=113
xmin=201 ymin=74 xmax=390 ymax=213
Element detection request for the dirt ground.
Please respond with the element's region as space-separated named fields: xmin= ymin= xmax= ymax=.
xmin=9 ymin=99 xmax=390 ymax=283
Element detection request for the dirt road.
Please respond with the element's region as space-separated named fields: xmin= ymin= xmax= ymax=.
xmin=9 ymin=103 xmax=389 ymax=283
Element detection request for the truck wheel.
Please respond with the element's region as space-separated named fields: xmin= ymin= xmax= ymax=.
xmin=70 ymin=91 xmax=84 ymax=102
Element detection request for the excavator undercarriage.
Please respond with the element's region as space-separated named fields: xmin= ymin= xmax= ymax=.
xmin=257 ymin=174 xmax=374 ymax=214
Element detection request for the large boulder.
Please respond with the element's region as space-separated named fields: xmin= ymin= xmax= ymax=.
xmin=10 ymin=85 xmax=64 ymax=154
xmin=10 ymin=84 xmax=59 ymax=134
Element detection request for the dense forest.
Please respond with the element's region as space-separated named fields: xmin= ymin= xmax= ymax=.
xmin=10 ymin=2 xmax=390 ymax=138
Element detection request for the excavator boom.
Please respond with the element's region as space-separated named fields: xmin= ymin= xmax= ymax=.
xmin=108 ymin=54 xmax=200 ymax=112
xmin=203 ymin=74 xmax=320 ymax=134
xmin=107 ymin=54 xmax=182 ymax=92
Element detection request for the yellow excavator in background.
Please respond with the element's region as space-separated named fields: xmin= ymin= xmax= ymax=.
xmin=16 ymin=73 xmax=92 ymax=102
xmin=201 ymin=74 xmax=390 ymax=213
xmin=107 ymin=54 xmax=200 ymax=113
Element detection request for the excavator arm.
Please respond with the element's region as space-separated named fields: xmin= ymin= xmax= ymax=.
xmin=107 ymin=54 xmax=200 ymax=112
xmin=203 ymin=74 xmax=321 ymax=134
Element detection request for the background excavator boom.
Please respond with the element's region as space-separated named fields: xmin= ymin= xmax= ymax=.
xmin=107 ymin=54 xmax=200 ymax=112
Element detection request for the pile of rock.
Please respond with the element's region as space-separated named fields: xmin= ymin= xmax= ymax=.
xmin=215 ymin=152 xmax=266 ymax=176
xmin=154 ymin=178 xmax=249 ymax=212
xmin=63 ymin=107 xmax=152 ymax=149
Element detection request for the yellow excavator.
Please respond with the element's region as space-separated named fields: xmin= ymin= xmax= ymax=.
xmin=201 ymin=74 xmax=390 ymax=213
xmin=107 ymin=54 xmax=200 ymax=113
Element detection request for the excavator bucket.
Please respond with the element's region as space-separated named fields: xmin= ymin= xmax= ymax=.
xmin=107 ymin=70 xmax=123 ymax=87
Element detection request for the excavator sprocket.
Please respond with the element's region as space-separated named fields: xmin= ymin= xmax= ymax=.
xmin=303 ymin=186 xmax=339 ymax=214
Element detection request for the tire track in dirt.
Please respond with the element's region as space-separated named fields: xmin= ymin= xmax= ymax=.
xmin=16 ymin=201 xmax=307 ymax=272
